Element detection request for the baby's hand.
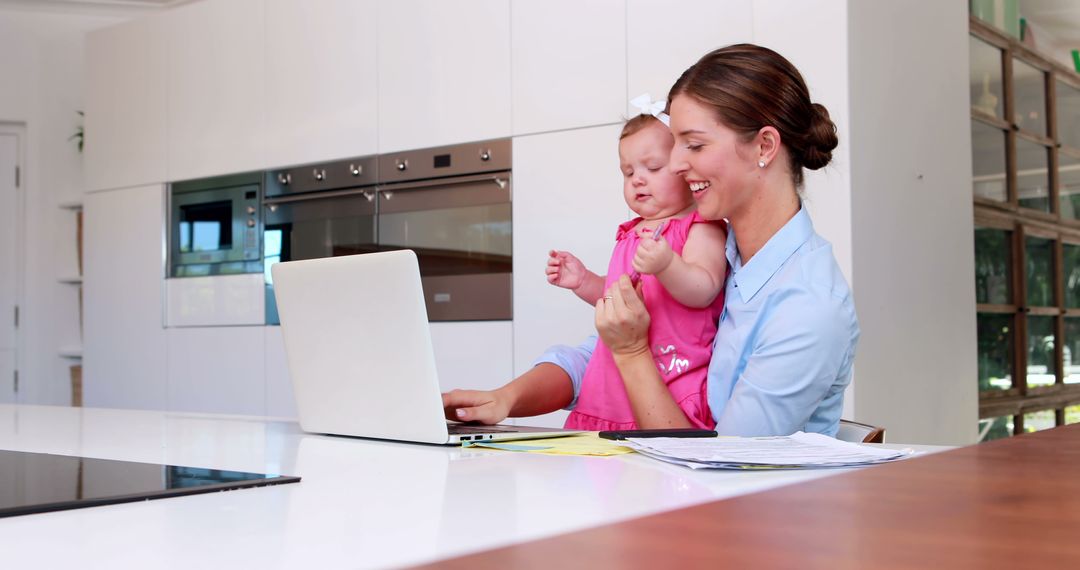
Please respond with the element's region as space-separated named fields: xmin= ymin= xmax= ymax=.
xmin=633 ymin=237 xmax=674 ymax=275
xmin=546 ymin=250 xmax=587 ymax=290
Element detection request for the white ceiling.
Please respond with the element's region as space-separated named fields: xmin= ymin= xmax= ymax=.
xmin=0 ymin=0 xmax=191 ymax=16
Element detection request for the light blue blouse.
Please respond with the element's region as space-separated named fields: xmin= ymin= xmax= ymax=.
xmin=535 ymin=206 xmax=859 ymax=437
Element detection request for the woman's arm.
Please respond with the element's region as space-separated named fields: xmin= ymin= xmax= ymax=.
xmin=634 ymin=223 xmax=728 ymax=308
xmin=442 ymin=363 xmax=574 ymax=424
xmin=598 ymin=275 xmax=694 ymax=428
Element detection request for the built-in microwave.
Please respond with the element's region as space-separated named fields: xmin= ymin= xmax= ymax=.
xmin=169 ymin=172 xmax=263 ymax=277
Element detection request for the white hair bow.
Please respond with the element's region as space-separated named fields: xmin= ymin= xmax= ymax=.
xmin=629 ymin=93 xmax=670 ymax=127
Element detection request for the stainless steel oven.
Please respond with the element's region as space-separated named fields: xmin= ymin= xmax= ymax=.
xmin=262 ymin=138 xmax=512 ymax=324
xmin=169 ymin=172 xmax=263 ymax=277
xmin=262 ymin=156 xmax=379 ymax=324
xmin=377 ymin=139 xmax=511 ymax=321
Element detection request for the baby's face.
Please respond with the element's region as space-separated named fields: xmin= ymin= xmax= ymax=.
xmin=619 ymin=122 xmax=693 ymax=220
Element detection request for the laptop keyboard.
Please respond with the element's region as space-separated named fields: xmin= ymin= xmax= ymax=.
xmin=448 ymin=424 xmax=522 ymax=434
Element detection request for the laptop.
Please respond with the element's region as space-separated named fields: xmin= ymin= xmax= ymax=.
xmin=271 ymin=250 xmax=578 ymax=445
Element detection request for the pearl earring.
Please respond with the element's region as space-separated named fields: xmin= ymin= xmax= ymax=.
xmin=758 ymin=160 xmax=766 ymax=168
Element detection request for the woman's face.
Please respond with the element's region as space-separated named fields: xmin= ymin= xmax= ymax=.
xmin=667 ymin=95 xmax=760 ymax=222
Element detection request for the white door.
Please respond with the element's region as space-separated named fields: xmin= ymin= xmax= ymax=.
xmin=0 ymin=132 xmax=20 ymax=403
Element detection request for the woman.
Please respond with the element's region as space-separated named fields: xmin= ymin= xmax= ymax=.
xmin=442 ymin=44 xmax=859 ymax=437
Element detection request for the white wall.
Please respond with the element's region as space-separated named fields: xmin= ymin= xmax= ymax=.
xmin=0 ymin=9 xmax=125 ymax=405
xmin=848 ymin=0 xmax=978 ymax=445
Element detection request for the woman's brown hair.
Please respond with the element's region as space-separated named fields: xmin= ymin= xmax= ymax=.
xmin=668 ymin=43 xmax=838 ymax=187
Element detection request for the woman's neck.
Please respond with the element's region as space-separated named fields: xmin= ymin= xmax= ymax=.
xmin=729 ymin=183 xmax=800 ymax=264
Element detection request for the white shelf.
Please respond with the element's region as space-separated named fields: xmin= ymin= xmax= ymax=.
xmin=58 ymin=276 xmax=83 ymax=284
xmin=58 ymin=200 xmax=84 ymax=211
xmin=59 ymin=346 xmax=83 ymax=359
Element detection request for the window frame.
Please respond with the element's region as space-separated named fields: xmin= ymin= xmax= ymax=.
xmin=971 ymin=17 xmax=1080 ymax=438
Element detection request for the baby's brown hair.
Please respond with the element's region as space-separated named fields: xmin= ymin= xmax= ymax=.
xmin=619 ymin=114 xmax=664 ymax=140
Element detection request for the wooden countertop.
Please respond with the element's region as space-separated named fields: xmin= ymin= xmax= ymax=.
xmin=422 ymin=424 xmax=1080 ymax=568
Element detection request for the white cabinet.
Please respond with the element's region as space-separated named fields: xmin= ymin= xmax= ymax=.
xmin=264 ymin=325 xmax=296 ymax=418
xmin=626 ymin=0 xmax=752 ymax=108
xmin=263 ymin=0 xmax=378 ymax=167
xmin=511 ymin=0 xmax=626 ymax=135
xmin=377 ymin=0 xmax=511 ymax=152
xmin=429 ymin=322 xmax=513 ymax=394
xmin=165 ymin=274 xmax=265 ymax=327
xmin=84 ymin=14 xmax=168 ymax=193
xmin=511 ymin=125 xmax=628 ymax=378
xmin=83 ymin=185 xmax=168 ymax=410
xmin=166 ymin=326 xmax=266 ymax=416
xmin=167 ymin=0 xmax=266 ymax=180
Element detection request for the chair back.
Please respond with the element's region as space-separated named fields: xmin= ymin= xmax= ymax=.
xmin=836 ymin=419 xmax=885 ymax=443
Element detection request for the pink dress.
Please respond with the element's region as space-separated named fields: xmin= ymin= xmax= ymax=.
xmin=564 ymin=212 xmax=726 ymax=431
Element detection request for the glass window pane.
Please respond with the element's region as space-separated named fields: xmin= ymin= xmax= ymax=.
xmin=1016 ymin=139 xmax=1051 ymax=212
xmin=1027 ymin=315 xmax=1056 ymax=388
xmin=978 ymin=313 xmax=1013 ymax=391
xmin=1065 ymin=317 xmax=1080 ymax=384
xmin=1022 ymin=409 xmax=1056 ymax=432
xmin=974 ymin=227 xmax=1012 ymax=305
xmin=1013 ymin=59 xmax=1047 ymax=137
xmin=978 ymin=416 xmax=1014 ymax=442
xmin=972 ymin=121 xmax=1008 ymax=201
xmin=1059 ymin=153 xmax=1080 ymax=219
xmin=1057 ymin=80 xmax=1080 ymax=150
xmin=1067 ymin=404 xmax=1080 ymax=425
xmin=1065 ymin=244 xmax=1080 ymax=308
xmin=1025 ymin=236 xmax=1055 ymax=306
xmin=970 ymin=36 xmax=1004 ymax=118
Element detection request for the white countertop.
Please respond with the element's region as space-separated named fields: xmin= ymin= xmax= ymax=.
xmin=0 ymin=405 xmax=942 ymax=568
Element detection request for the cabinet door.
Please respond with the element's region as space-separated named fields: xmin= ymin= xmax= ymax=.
xmin=167 ymin=0 xmax=266 ymax=180
xmin=264 ymin=0 xmax=378 ymax=167
xmin=511 ymin=125 xmax=628 ymax=378
xmin=377 ymin=0 xmax=511 ymax=152
xmin=627 ymin=0 xmax=752 ymax=109
xmin=84 ymin=14 xmax=168 ymax=193
xmin=83 ymin=185 xmax=168 ymax=410
xmin=511 ymin=0 xmax=626 ymax=135
xmin=166 ymin=326 xmax=266 ymax=416
xmin=264 ymin=325 xmax=297 ymax=418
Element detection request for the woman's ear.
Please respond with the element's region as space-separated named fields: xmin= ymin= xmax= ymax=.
xmin=757 ymin=126 xmax=781 ymax=167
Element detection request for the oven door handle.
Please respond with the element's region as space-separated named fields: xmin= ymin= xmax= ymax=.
xmin=263 ymin=186 xmax=377 ymax=205
xmin=376 ymin=172 xmax=509 ymax=194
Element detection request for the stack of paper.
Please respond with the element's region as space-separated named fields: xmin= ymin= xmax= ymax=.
xmin=623 ymin=432 xmax=912 ymax=470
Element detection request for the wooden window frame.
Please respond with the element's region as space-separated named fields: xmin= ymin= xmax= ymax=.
xmin=971 ymin=17 xmax=1080 ymax=438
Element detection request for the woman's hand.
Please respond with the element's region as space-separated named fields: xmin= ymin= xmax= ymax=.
xmin=595 ymin=274 xmax=651 ymax=358
xmin=441 ymin=388 xmax=513 ymax=425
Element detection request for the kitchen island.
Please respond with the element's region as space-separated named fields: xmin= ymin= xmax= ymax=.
xmin=0 ymin=405 xmax=932 ymax=568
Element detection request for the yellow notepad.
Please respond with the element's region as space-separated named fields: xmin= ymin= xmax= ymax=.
xmin=463 ymin=432 xmax=635 ymax=456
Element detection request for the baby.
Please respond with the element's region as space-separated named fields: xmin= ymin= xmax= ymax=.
xmin=546 ymin=100 xmax=728 ymax=430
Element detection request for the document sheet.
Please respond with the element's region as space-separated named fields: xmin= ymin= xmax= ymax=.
xmin=623 ymin=432 xmax=912 ymax=470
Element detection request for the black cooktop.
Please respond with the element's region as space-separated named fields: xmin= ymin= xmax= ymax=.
xmin=0 ymin=450 xmax=300 ymax=518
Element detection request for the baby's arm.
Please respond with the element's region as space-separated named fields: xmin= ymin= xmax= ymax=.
xmin=633 ymin=223 xmax=727 ymax=308
xmin=546 ymin=250 xmax=606 ymax=305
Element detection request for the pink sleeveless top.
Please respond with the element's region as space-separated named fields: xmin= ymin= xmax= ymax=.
xmin=564 ymin=212 xmax=726 ymax=431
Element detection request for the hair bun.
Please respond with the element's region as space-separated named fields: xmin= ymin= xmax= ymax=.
xmin=802 ymin=103 xmax=838 ymax=171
